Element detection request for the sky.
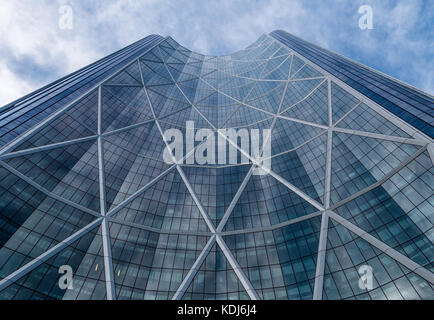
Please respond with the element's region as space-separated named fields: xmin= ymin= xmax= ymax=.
xmin=0 ymin=0 xmax=433 ymax=106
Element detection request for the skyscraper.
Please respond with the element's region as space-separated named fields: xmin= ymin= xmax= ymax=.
xmin=0 ymin=30 xmax=432 ymax=300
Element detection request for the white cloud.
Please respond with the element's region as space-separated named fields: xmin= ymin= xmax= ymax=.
xmin=0 ymin=0 xmax=104 ymax=105
xmin=0 ymin=61 xmax=33 ymax=105
xmin=0 ymin=0 xmax=432 ymax=107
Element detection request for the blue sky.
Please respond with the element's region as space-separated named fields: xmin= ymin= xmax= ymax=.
xmin=0 ymin=0 xmax=433 ymax=106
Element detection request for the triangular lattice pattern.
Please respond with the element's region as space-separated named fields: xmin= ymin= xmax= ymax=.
xmin=0 ymin=33 xmax=432 ymax=300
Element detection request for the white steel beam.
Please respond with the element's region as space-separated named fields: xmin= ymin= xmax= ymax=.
xmin=0 ymin=218 xmax=103 ymax=291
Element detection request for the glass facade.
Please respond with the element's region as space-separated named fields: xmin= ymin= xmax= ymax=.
xmin=0 ymin=31 xmax=432 ymax=300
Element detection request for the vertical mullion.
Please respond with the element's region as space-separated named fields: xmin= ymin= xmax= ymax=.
xmin=313 ymin=78 xmax=333 ymax=300
xmin=97 ymin=85 xmax=116 ymax=300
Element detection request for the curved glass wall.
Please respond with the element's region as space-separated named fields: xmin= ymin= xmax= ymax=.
xmin=0 ymin=32 xmax=432 ymax=300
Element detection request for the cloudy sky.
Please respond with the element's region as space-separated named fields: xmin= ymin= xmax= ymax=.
xmin=0 ymin=0 xmax=433 ymax=106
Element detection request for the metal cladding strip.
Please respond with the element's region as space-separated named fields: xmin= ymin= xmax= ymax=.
xmin=0 ymin=218 xmax=103 ymax=292
xmin=157 ymin=105 xmax=192 ymax=123
xmin=179 ymin=163 xmax=259 ymax=170
xmin=328 ymin=79 xmax=333 ymax=129
xmin=333 ymin=102 xmax=362 ymax=127
xmin=97 ymin=85 xmax=116 ymax=300
xmin=0 ymin=159 xmax=101 ymax=218
xmin=97 ymin=86 xmax=107 ymax=216
xmin=101 ymin=119 xmax=156 ymax=138
xmin=0 ymin=135 xmax=99 ymax=160
xmin=103 ymin=84 xmax=143 ymax=87
xmin=428 ymin=143 xmax=434 ymax=165
xmin=101 ymin=217 xmax=116 ymax=300
xmin=172 ymin=235 xmax=217 ymax=300
xmin=177 ymin=165 xmax=216 ymax=233
xmin=328 ymin=211 xmax=434 ymax=285
xmin=226 ymin=75 xmax=285 ymax=82
xmin=109 ymin=217 xmax=212 ymax=236
xmin=216 ymin=167 xmax=254 ymax=233
xmin=333 ymin=127 xmax=427 ymax=146
xmin=324 ymin=85 xmax=334 ymax=210
xmin=289 ymin=76 xmax=325 ymax=82
xmin=106 ymin=165 xmax=177 ymax=219
xmin=329 ymin=145 xmax=428 ymax=211
xmin=0 ymin=35 xmax=167 ymax=156
xmin=216 ymin=235 xmax=261 ymax=300
xmin=219 ymin=211 xmax=323 ymax=236
xmin=313 ymin=211 xmax=330 ymax=300
xmin=265 ymin=130 xmax=328 ymax=161
xmin=267 ymin=169 xmax=325 ymax=211
xmin=277 ymin=114 xmax=329 ymax=130
xmin=313 ymin=79 xmax=333 ymax=300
